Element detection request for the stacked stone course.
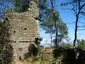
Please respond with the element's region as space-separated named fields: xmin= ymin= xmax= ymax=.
xmin=5 ymin=1 xmax=39 ymax=60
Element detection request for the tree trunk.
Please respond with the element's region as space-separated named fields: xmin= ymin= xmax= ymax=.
xmin=73 ymin=15 xmax=78 ymax=47
xmin=50 ymin=0 xmax=58 ymax=47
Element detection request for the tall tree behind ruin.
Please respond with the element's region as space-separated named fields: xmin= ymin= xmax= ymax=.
xmin=40 ymin=0 xmax=68 ymax=47
xmin=61 ymin=0 xmax=85 ymax=47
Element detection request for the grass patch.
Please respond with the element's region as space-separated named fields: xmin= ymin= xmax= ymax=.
xmin=23 ymin=57 xmax=52 ymax=64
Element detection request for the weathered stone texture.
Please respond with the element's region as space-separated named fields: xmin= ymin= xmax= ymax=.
xmin=7 ymin=13 xmax=39 ymax=41
xmin=5 ymin=1 xmax=39 ymax=60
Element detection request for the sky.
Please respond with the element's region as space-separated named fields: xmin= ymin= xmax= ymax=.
xmin=40 ymin=0 xmax=85 ymax=46
xmin=0 ymin=0 xmax=85 ymax=46
xmin=56 ymin=0 xmax=85 ymax=40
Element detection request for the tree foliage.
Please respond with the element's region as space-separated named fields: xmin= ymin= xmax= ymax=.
xmin=59 ymin=42 xmax=72 ymax=48
xmin=1 ymin=0 xmax=30 ymax=12
xmin=40 ymin=0 xmax=68 ymax=46
xmin=77 ymin=39 xmax=85 ymax=49
xmin=13 ymin=0 xmax=30 ymax=12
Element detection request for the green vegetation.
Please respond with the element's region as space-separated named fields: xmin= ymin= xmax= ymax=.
xmin=24 ymin=59 xmax=52 ymax=64
xmin=59 ymin=42 xmax=72 ymax=48
xmin=5 ymin=0 xmax=30 ymax=12
xmin=13 ymin=0 xmax=30 ymax=12
xmin=40 ymin=0 xmax=68 ymax=47
xmin=77 ymin=39 xmax=85 ymax=49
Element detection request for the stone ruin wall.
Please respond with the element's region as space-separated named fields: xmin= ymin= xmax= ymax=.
xmin=5 ymin=1 xmax=39 ymax=60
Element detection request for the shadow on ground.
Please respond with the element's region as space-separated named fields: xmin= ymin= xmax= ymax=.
xmin=53 ymin=47 xmax=85 ymax=64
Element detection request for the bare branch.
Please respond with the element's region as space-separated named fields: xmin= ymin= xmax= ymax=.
xmin=78 ymin=25 xmax=85 ymax=27
xmin=79 ymin=21 xmax=85 ymax=24
xmin=78 ymin=29 xmax=85 ymax=30
xmin=80 ymin=4 xmax=85 ymax=10
xmin=80 ymin=11 xmax=85 ymax=16
xmin=72 ymin=8 xmax=77 ymax=15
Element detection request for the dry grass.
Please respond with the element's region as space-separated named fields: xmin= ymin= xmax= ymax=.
xmin=11 ymin=58 xmax=52 ymax=64
xmin=23 ymin=60 xmax=52 ymax=64
xmin=11 ymin=60 xmax=24 ymax=64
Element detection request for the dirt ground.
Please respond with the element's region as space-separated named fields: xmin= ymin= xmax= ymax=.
xmin=11 ymin=60 xmax=24 ymax=64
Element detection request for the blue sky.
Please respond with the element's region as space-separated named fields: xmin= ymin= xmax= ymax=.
xmin=0 ymin=0 xmax=85 ymax=46
xmin=40 ymin=0 xmax=85 ymax=46
xmin=56 ymin=0 xmax=85 ymax=40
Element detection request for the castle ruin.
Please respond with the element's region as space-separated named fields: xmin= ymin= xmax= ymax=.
xmin=5 ymin=1 xmax=39 ymax=60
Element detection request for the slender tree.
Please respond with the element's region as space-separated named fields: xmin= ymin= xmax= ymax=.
xmin=61 ymin=0 xmax=85 ymax=47
xmin=40 ymin=0 xmax=68 ymax=47
xmin=50 ymin=0 xmax=58 ymax=47
xmin=40 ymin=10 xmax=68 ymax=47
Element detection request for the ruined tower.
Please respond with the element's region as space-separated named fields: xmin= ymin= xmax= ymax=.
xmin=5 ymin=1 xmax=39 ymax=60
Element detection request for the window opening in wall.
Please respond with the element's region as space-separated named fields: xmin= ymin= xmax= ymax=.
xmin=13 ymin=31 xmax=16 ymax=33
xmin=19 ymin=48 xmax=22 ymax=51
xmin=24 ymin=28 xmax=27 ymax=30
xmin=19 ymin=56 xmax=21 ymax=60
xmin=5 ymin=17 xmax=8 ymax=21
xmin=34 ymin=17 xmax=38 ymax=20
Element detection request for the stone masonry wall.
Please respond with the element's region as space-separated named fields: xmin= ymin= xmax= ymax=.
xmin=5 ymin=1 xmax=39 ymax=60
